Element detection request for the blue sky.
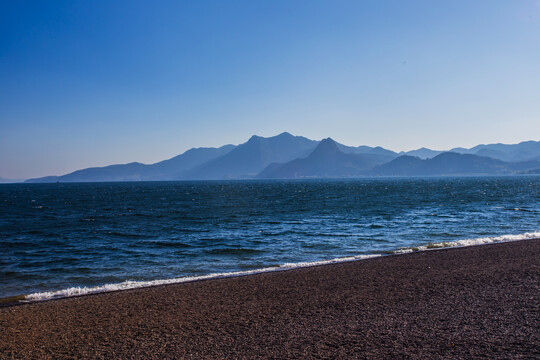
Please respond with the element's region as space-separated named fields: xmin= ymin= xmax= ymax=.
xmin=1 ymin=0 xmax=539 ymax=179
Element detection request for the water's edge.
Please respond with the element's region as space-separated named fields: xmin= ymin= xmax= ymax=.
xmin=2 ymin=232 xmax=537 ymax=306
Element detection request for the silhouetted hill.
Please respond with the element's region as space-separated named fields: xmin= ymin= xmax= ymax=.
xmin=28 ymin=162 xmax=149 ymax=183
xmin=26 ymin=176 xmax=60 ymax=183
xmin=145 ymin=145 xmax=235 ymax=179
xmin=402 ymin=147 xmax=444 ymax=159
xmin=23 ymin=134 xmax=540 ymax=182
xmin=367 ymin=152 xmax=510 ymax=176
xmin=25 ymin=145 xmax=235 ymax=183
xmin=183 ymin=132 xmax=317 ymax=179
xmin=337 ymin=144 xmax=398 ymax=162
xmin=367 ymin=155 xmax=425 ymax=176
xmin=257 ymin=138 xmax=387 ymax=178
xmin=450 ymin=140 xmax=540 ymax=162
xmin=506 ymin=159 xmax=540 ymax=173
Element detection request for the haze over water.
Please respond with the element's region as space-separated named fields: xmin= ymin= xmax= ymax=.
xmin=1 ymin=176 xmax=539 ymax=299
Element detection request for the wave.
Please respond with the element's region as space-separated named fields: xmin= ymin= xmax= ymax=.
xmin=16 ymin=231 xmax=540 ymax=303
xmin=22 ymin=254 xmax=381 ymax=302
xmin=392 ymin=231 xmax=540 ymax=253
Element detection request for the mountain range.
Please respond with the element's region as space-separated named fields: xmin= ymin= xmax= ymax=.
xmin=258 ymin=138 xmax=391 ymax=178
xmin=183 ymin=134 xmax=317 ymax=180
xmin=23 ymin=133 xmax=540 ymax=182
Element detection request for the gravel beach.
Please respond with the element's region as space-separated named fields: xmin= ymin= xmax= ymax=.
xmin=1 ymin=239 xmax=539 ymax=359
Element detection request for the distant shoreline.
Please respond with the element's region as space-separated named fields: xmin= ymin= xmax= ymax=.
xmin=1 ymin=239 xmax=538 ymax=359
xmin=2 ymin=172 xmax=539 ymax=185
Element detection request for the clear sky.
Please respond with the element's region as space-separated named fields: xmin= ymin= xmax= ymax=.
xmin=1 ymin=0 xmax=539 ymax=179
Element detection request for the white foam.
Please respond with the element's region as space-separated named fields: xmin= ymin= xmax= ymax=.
xmin=24 ymin=254 xmax=380 ymax=302
xmin=394 ymin=231 xmax=540 ymax=252
xmin=23 ymin=231 xmax=540 ymax=303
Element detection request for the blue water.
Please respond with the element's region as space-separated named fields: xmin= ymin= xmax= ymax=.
xmin=1 ymin=176 xmax=539 ymax=299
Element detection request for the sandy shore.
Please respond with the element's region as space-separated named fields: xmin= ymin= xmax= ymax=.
xmin=1 ymin=240 xmax=539 ymax=359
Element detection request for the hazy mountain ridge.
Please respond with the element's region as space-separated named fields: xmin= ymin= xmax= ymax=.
xmin=23 ymin=134 xmax=540 ymax=182
xmin=401 ymin=148 xmax=444 ymax=159
xmin=183 ymin=132 xmax=318 ymax=180
xmin=398 ymin=141 xmax=540 ymax=162
xmin=26 ymin=145 xmax=235 ymax=183
xmin=258 ymin=144 xmax=540 ymax=179
xmin=449 ymin=140 xmax=540 ymax=162
xmin=258 ymin=138 xmax=390 ymax=178
xmin=366 ymin=152 xmax=509 ymax=177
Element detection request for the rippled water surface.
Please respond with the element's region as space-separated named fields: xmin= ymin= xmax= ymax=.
xmin=1 ymin=177 xmax=539 ymax=298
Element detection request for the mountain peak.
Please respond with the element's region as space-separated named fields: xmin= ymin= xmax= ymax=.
xmin=322 ymin=137 xmax=336 ymax=144
xmin=248 ymin=132 xmax=294 ymax=142
xmin=247 ymin=135 xmax=263 ymax=143
xmin=276 ymin=131 xmax=293 ymax=137
xmin=319 ymin=137 xmax=338 ymax=147
xmin=310 ymin=138 xmax=340 ymax=156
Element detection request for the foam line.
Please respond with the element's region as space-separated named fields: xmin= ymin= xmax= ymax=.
xmin=23 ymin=231 xmax=539 ymax=303
xmin=24 ymin=254 xmax=381 ymax=301
xmin=393 ymin=231 xmax=540 ymax=253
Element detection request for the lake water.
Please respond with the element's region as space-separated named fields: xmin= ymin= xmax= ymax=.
xmin=1 ymin=176 xmax=539 ymax=300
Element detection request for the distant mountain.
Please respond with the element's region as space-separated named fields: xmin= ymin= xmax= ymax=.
xmin=366 ymin=155 xmax=425 ymax=176
xmin=183 ymin=132 xmax=318 ymax=180
xmin=450 ymin=140 xmax=540 ymax=162
xmin=25 ymin=144 xmax=235 ymax=183
xmin=338 ymin=143 xmax=398 ymax=157
xmin=22 ymin=134 xmax=540 ymax=183
xmin=367 ymin=152 xmax=511 ymax=176
xmin=27 ymin=162 xmax=149 ymax=183
xmin=401 ymin=147 xmax=444 ymax=159
xmin=398 ymin=141 xmax=540 ymax=161
xmin=368 ymin=146 xmax=399 ymax=158
xmin=257 ymin=138 xmax=387 ymax=178
xmin=25 ymin=176 xmax=60 ymax=183
xmin=145 ymin=144 xmax=235 ymax=180
xmin=506 ymin=159 xmax=540 ymax=173
xmin=337 ymin=143 xmax=398 ymax=165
